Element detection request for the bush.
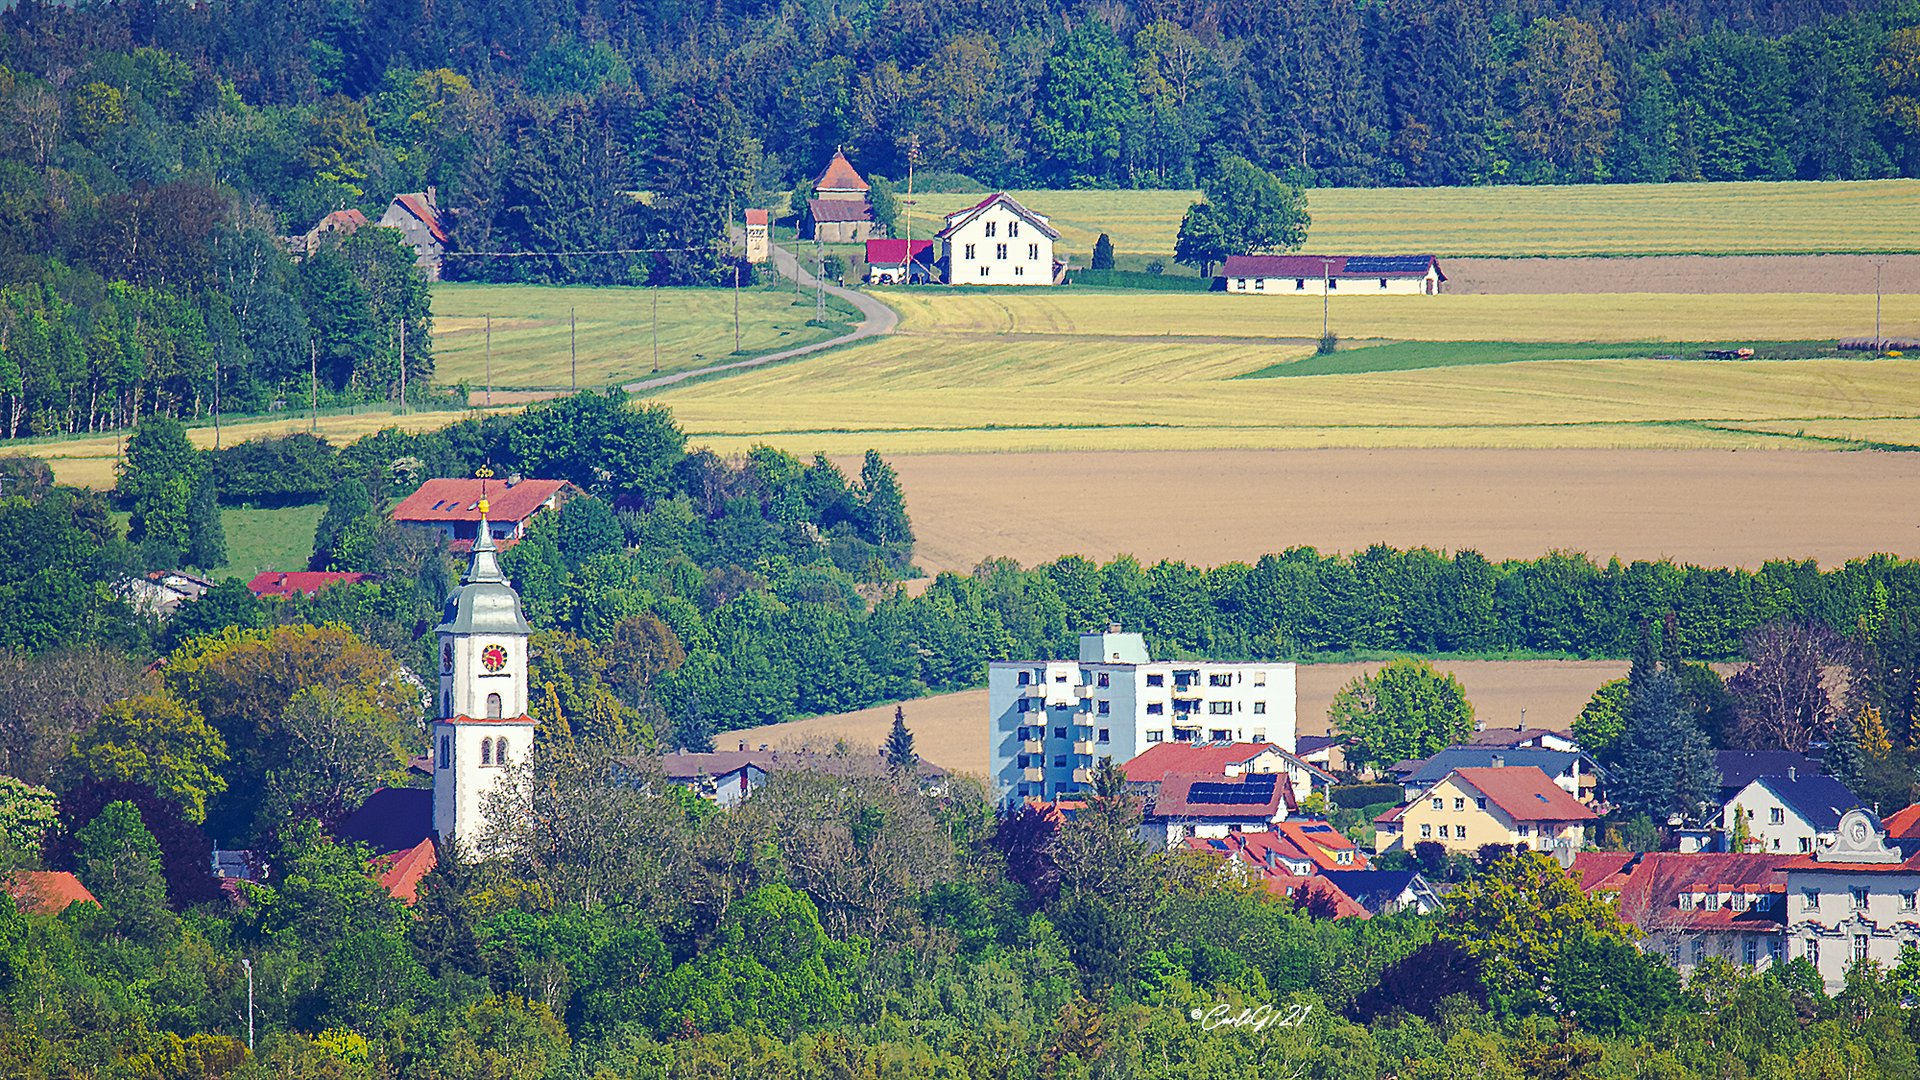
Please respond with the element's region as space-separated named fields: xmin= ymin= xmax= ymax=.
xmin=1144 ymin=259 xmax=1166 ymax=275
xmin=913 ymin=170 xmax=986 ymax=193
xmin=213 ymin=434 xmax=339 ymax=507
xmin=1091 ymin=233 xmax=1115 ymax=270
xmin=821 ymin=254 xmax=847 ymax=284
xmin=1318 ymin=332 xmax=1340 ymax=355
xmin=1331 ymin=783 xmax=1403 ymax=809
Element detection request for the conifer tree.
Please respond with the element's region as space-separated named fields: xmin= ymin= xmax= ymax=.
xmin=884 ymin=706 xmax=916 ymax=772
xmin=1610 ymin=670 xmax=1719 ymax=825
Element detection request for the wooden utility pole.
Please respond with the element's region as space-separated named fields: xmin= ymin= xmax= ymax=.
xmin=310 ymin=339 xmax=318 ymax=433
xmin=1876 ymin=260 xmax=1885 ymax=357
xmin=733 ymin=264 xmax=741 ymax=353
xmin=398 ymin=317 xmax=407 ymax=414
xmin=570 ymin=307 xmax=577 ymax=390
xmin=211 ymin=355 xmax=220 ymax=449
xmin=652 ymin=287 xmax=660 ymax=373
xmin=1321 ymin=259 xmax=1332 ymax=341
xmin=484 ymin=313 xmax=492 ymax=407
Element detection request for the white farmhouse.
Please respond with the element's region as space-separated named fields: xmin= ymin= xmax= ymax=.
xmin=1723 ymin=770 xmax=1867 ymax=854
xmin=1222 ymin=254 xmax=1444 ymax=296
xmin=937 ymin=192 xmax=1060 ymax=285
xmin=986 ymin=626 xmax=1297 ymax=804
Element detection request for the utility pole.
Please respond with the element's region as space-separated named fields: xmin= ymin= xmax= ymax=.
xmin=398 ymin=317 xmax=406 ymax=414
xmin=1876 ymin=260 xmax=1885 ymax=357
xmin=1321 ymin=258 xmax=1332 ymax=341
xmin=310 ymin=339 xmax=318 ymax=432
xmin=211 ymin=354 xmax=220 ymax=450
xmin=651 ymin=286 xmax=660 ymax=373
xmin=569 ymin=306 xmax=577 ymax=390
xmin=241 ymin=958 xmax=254 ymax=1052
xmin=733 ymin=263 xmax=741 ymax=354
xmin=484 ymin=313 xmax=492 ymax=407
xmin=815 ymin=239 xmax=825 ymax=325
xmin=906 ymin=133 xmax=919 ymax=248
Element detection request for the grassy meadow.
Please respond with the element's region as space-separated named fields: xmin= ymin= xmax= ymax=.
xmin=880 ymin=290 xmax=1918 ymax=345
xmin=433 ymin=282 xmax=857 ymax=391
xmin=220 ymin=506 xmax=325 ymax=581
xmin=913 ymin=179 xmax=1920 ymax=259
xmin=645 ymin=288 xmax=1920 ymax=455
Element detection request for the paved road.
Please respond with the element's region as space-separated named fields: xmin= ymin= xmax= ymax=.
xmin=623 ymin=239 xmax=897 ymax=394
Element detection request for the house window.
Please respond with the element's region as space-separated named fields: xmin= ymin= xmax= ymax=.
xmin=481 ymin=739 xmax=492 ymax=765
xmin=1295 ymin=278 xmax=1306 ymax=290
xmin=1855 ymin=935 xmax=1870 ymax=962
xmin=1014 ymin=265 xmax=1024 ymax=277
xmin=1054 ymin=673 xmax=1067 ymax=682
xmin=1803 ymin=888 xmax=1820 ymax=912
xmin=979 ymin=265 xmax=990 ymax=277
xmin=1208 ymin=701 xmax=1232 ymax=715
xmin=1771 ymin=807 xmax=1785 ymax=824
xmin=1097 ymin=701 xmax=1110 ymax=715
xmin=996 ymin=243 xmax=1008 ymax=260
xmin=1808 ymin=939 xmax=1820 ymax=967
xmin=495 ymin=738 xmax=509 ymax=766
xmin=1432 ymin=798 xmax=1444 ymax=811
xmin=1438 ymin=825 xmax=1449 ymax=838
xmin=1146 ymin=703 xmax=1164 ymax=715
xmin=1211 ymin=729 xmax=1232 ymax=741
xmin=1052 ymin=755 xmax=1068 ymax=768
xmin=1253 ymin=702 xmax=1267 ymax=715
xmin=964 ymin=244 xmax=976 ymax=260
xmin=1420 ymin=824 xmax=1432 ymax=838
xmin=1028 ymin=243 xmax=1039 ymax=260
xmin=1097 ymin=672 xmax=1110 ymax=688
xmin=1018 ymin=671 xmax=1031 ymax=685
xmin=1209 ymin=673 xmax=1231 ymax=687
xmin=1769 ymin=939 xmax=1783 ymax=962
xmin=1329 ymin=278 xmax=1338 ymax=290
xmin=1254 ymin=671 xmax=1267 ymax=686
xmin=1017 ymin=699 xmax=1031 ymax=714
xmin=1454 ymin=798 xmax=1466 ymax=811
xmin=1517 ymin=824 xmax=1531 ymax=837
xmin=1379 ymin=278 xmax=1389 ymax=289
xmin=1053 ymin=727 xmax=1067 ymax=739
xmin=1800 ymin=837 xmax=1812 ymax=852
xmin=1009 ymin=221 xmax=1020 ymax=238
xmin=1680 ymin=893 xmax=1697 ymax=911
xmin=438 ymin=735 xmax=451 ymax=768
xmin=1147 ymin=730 xmax=1165 ymax=743
xmin=1098 ymin=728 xmax=1110 ymax=743
xmin=1476 ymin=798 xmax=1487 ymax=810
xmin=985 ymin=221 xmax=996 ymax=238
xmin=1255 ymin=278 xmax=1265 ymax=290
xmin=486 ymin=692 xmax=503 ymax=719
xmin=1147 ymin=674 xmax=1164 ymax=687
xmin=1852 ymin=886 xmax=1869 ymax=910
xmin=1692 ymin=940 xmax=1706 ymax=965
xmin=1904 ymin=891 xmax=1916 ymax=911
xmin=1746 ymin=939 xmax=1758 ymax=965
xmin=1669 ymin=943 xmax=1682 ymax=964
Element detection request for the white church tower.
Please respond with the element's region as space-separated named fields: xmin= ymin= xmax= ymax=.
xmin=432 ymin=473 xmax=536 ymax=851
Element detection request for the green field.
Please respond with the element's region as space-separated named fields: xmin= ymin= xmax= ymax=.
xmin=913 ymin=179 xmax=1920 ymax=259
xmin=1235 ymin=339 xmax=1838 ymax=379
xmin=432 ymin=283 xmax=858 ymax=391
xmin=646 ymin=288 xmax=1920 ymax=455
xmin=220 ymin=505 xmax=325 ymax=582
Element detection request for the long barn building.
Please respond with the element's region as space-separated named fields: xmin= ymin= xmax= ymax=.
xmin=1222 ymin=254 xmax=1444 ymax=296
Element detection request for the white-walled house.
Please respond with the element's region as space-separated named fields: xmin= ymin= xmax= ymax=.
xmin=937 ymin=192 xmax=1060 ymax=285
xmin=1723 ymin=772 xmax=1867 ymax=854
xmin=986 ymin=626 xmax=1297 ymax=803
xmin=1784 ymin=809 xmax=1920 ymax=992
xmin=1221 ymin=254 xmax=1444 ymax=296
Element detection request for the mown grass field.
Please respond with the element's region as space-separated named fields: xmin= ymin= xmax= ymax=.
xmin=433 ymin=282 xmax=854 ymax=390
xmin=913 ymin=179 xmax=1920 ymax=259
xmin=647 ymin=287 xmax=1920 ymax=455
xmin=220 ymin=506 xmax=325 ymax=582
xmin=880 ymin=290 xmax=1919 ymax=344
xmin=12 ymin=405 xmax=519 ymax=489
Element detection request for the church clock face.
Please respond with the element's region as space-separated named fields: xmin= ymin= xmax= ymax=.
xmin=481 ymin=644 xmax=509 ymax=673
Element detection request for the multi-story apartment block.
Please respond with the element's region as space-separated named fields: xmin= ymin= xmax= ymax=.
xmin=987 ymin=626 xmax=1297 ymax=803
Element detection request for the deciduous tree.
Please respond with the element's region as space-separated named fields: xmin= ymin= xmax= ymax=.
xmin=1330 ymin=659 xmax=1475 ymax=773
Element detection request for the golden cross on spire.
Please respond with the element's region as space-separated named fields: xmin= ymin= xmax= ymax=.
xmin=475 ymin=464 xmax=493 ymax=516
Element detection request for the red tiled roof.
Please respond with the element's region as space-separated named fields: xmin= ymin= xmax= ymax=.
xmin=814 ymin=150 xmax=869 ymax=192
xmin=936 ymin=192 xmax=1062 ymax=240
xmin=375 ymin=837 xmax=438 ymax=906
xmin=1270 ymin=820 xmax=1368 ymax=870
xmin=865 ymin=239 xmax=934 ymax=265
xmin=1570 ymin=851 xmax=1636 ymax=893
xmin=1780 ymin=848 xmax=1920 ymax=872
xmin=1612 ymin=853 xmax=1794 ymax=931
xmin=246 ymin=570 xmax=370 ymax=598
xmin=7 ymin=871 xmax=98 ymax=914
xmin=745 ymin=209 xmax=770 ymax=226
xmin=1451 ymin=766 xmax=1598 ymax=823
xmin=391 ymin=193 xmax=449 ymax=245
xmin=313 ymin=208 xmax=367 ymax=233
xmin=1267 ymin=874 xmax=1369 ymax=918
xmin=390 ymin=478 xmax=574 ymax=525
xmin=810 ymin=198 xmax=872 ymax=223
xmin=1220 ymin=254 xmax=1443 ymax=280
xmin=1123 ymin=742 xmax=1282 ymax=784
xmin=1885 ymin=804 xmax=1920 ymax=839
xmin=1152 ymin=773 xmax=1290 ymax=819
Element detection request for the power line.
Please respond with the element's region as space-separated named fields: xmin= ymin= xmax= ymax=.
xmin=442 ymin=246 xmax=710 ymax=258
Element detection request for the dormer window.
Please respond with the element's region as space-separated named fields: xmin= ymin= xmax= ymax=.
xmin=1680 ymin=893 xmax=1697 ymax=911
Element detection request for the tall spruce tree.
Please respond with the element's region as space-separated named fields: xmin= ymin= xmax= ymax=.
xmin=884 ymin=706 xmax=916 ymax=772
xmin=1610 ymin=670 xmax=1719 ymax=825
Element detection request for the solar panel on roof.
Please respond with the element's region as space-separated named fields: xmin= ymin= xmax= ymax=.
xmin=1343 ymin=255 xmax=1431 ymax=274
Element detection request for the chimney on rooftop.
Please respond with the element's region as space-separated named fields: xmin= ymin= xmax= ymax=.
xmin=1491 ymin=755 xmax=1504 ymax=769
xmin=738 ymin=741 xmax=747 ymax=751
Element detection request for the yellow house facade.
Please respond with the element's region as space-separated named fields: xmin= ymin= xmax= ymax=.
xmin=1374 ymin=765 xmax=1597 ymax=855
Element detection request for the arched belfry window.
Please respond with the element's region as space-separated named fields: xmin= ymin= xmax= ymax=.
xmin=442 ymin=691 xmax=453 ymax=718
xmin=486 ymin=692 xmax=503 ymax=719
xmin=438 ymin=735 xmax=450 ymax=768
xmin=481 ymin=740 xmax=492 ymax=765
xmin=496 ymin=738 xmax=510 ymax=766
